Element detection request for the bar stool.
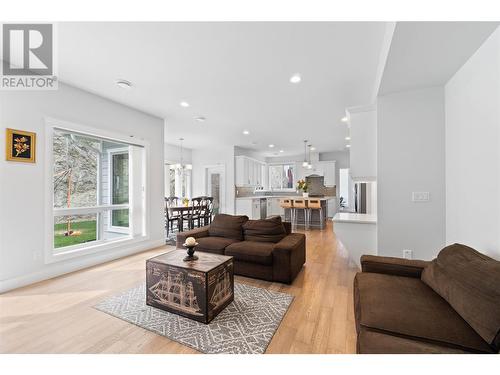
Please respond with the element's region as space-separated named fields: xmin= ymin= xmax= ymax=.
xmin=280 ymin=198 xmax=294 ymax=223
xmin=292 ymin=198 xmax=309 ymax=229
xmin=307 ymin=199 xmax=324 ymax=229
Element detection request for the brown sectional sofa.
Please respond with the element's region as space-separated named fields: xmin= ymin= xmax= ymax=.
xmin=176 ymin=214 xmax=306 ymax=284
xmin=354 ymin=243 xmax=500 ymax=354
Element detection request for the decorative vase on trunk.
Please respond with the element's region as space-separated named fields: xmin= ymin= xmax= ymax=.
xmin=302 ymin=192 xmax=309 ymax=197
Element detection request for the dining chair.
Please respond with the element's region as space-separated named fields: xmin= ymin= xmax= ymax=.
xmin=188 ymin=197 xmax=204 ymax=229
xmin=166 ymin=196 xmax=180 ymax=208
xmin=164 ymin=197 xmax=181 ymax=236
xmin=202 ymin=197 xmax=214 ymax=225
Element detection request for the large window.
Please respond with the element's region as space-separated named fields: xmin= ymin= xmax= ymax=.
xmin=110 ymin=151 xmax=129 ymax=228
xmin=269 ymin=164 xmax=295 ymax=190
xmin=165 ymin=163 xmax=191 ymax=198
xmin=52 ymin=128 xmax=145 ymax=254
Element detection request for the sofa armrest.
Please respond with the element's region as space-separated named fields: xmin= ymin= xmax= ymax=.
xmin=283 ymin=221 xmax=292 ymax=235
xmin=272 ymin=233 xmax=306 ymax=283
xmin=360 ymin=255 xmax=430 ymax=278
xmin=176 ymin=226 xmax=210 ymax=249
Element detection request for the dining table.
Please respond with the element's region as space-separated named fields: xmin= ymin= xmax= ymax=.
xmin=168 ymin=204 xmax=209 ymax=232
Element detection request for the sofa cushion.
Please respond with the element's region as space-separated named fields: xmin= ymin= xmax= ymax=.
xmin=357 ymin=327 xmax=473 ymax=354
xmin=208 ymin=214 xmax=248 ymax=241
xmin=243 ymin=216 xmax=287 ymax=243
xmin=354 ymin=272 xmax=494 ymax=353
xmin=421 ymin=243 xmax=500 ymax=349
xmin=196 ymin=236 xmax=239 ymax=255
xmin=225 ymin=241 xmax=274 ymax=266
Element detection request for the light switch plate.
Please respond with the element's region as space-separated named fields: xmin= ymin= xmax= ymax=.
xmin=412 ymin=192 xmax=430 ymax=202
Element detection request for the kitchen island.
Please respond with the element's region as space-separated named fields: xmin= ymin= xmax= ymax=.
xmin=235 ymin=195 xmax=336 ymax=227
xmin=282 ymin=197 xmax=332 ymax=228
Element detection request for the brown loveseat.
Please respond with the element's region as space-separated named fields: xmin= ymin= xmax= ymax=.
xmin=354 ymin=243 xmax=500 ymax=354
xmin=176 ymin=214 xmax=306 ymax=284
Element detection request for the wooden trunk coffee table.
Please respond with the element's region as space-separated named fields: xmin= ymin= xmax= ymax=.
xmin=146 ymin=250 xmax=234 ymax=324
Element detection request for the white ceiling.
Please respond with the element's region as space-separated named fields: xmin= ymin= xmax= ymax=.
xmin=57 ymin=22 xmax=388 ymax=155
xmin=379 ymin=22 xmax=499 ymax=95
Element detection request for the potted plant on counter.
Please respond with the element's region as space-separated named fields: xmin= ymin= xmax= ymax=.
xmin=297 ymin=179 xmax=309 ymax=197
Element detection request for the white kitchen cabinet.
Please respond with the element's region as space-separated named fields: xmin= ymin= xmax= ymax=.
xmin=235 ymin=156 xmax=266 ymax=187
xmin=348 ymin=106 xmax=377 ymax=180
xmin=235 ymin=156 xmax=248 ymax=186
xmin=321 ymin=161 xmax=336 ymax=186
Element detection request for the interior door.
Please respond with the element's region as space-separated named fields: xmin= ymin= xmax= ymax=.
xmin=205 ymin=165 xmax=226 ymax=214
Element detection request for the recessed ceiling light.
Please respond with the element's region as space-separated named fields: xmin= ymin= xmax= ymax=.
xmin=195 ymin=116 xmax=206 ymax=122
xmin=341 ymin=116 xmax=348 ymax=123
xmin=268 ymin=144 xmax=275 ymax=148
xmin=345 ymin=136 xmax=351 ymax=140
xmin=243 ymin=130 xmax=250 ymax=135
xmin=346 ymin=144 xmax=351 ymax=148
xmin=289 ymin=74 xmax=301 ymax=84
xmin=116 ymin=79 xmax=132 ymax=89
xmin=279 ymin=149 xmax=284 ymax=153
xmin=180 ymin=101 xmax=190 ymax=108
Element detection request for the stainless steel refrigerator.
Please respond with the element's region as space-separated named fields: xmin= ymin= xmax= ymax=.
xmin=354 ymin=182 xmax=367 ymax=214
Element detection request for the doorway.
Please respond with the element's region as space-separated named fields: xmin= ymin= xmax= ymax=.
xmin=204 ymin=165 xmax=226 ymax=214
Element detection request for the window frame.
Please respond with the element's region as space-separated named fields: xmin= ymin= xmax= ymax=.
xmin=267 ymin=162 xmax=296 ymax=191
xmin=44 ymin=117 xmax=150 ymax=264
xmin=107 ymin=147 xmax=131 ymax=234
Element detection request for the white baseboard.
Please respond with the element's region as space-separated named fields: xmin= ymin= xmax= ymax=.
xmin=0 ymin=238 xmax=165 ymax=293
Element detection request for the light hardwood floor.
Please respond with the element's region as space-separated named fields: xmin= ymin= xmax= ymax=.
xmin=0 ymin=221 xmax=359 ymax=354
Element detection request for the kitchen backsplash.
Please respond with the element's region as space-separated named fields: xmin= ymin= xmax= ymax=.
xmin=235 ymin=185 xmax=336 ymax=198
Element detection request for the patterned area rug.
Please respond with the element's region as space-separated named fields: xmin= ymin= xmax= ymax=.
xmin=94 ymin=282 xmax=294 ymax=354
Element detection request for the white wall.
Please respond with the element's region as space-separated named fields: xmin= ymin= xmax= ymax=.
xmin=0 ymin=83 xmax=165 ymax=292
xmin=234 ymin=146 xmax=266 ymax=162
xmin=445 ymin=28 xmax=500 ymax=259
xmin=191 ymin=146 xmax=235 ymax=214
xmin=377 ymin=87 xmax=446 ymax=260
xmin=164 ymin=142 xmax=192 ymax=164
xmin=348 ymin=107 xmax=377 ymax=180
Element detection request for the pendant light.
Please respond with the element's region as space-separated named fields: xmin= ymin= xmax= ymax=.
xmin=302 ymin=140 xmax=309 ymax=167
xmin=176 ymin=137 xmax=192 ymax=171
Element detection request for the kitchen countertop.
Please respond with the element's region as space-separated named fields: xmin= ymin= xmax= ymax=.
xmin=236 ymin=195 xmax=336 ymax=201
xmin=332 ymin=212 xmax=377 ymax=224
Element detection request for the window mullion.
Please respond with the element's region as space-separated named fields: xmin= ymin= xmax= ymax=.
xmin=54 ymin=204 xmax=129 ymax=216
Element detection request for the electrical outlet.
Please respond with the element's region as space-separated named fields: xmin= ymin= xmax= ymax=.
xmin=412 ymin=192 xmax=430 ymax=202
xmin=403 ymin=249 xmax=413 ymax=259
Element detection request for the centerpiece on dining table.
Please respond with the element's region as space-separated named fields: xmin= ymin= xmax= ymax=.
xmin=183 ymin=236 xmax=199 ymax=261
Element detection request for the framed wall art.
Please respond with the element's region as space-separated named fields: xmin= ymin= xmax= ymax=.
xmin=5 ymin=128 xmax=36 ymax=163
